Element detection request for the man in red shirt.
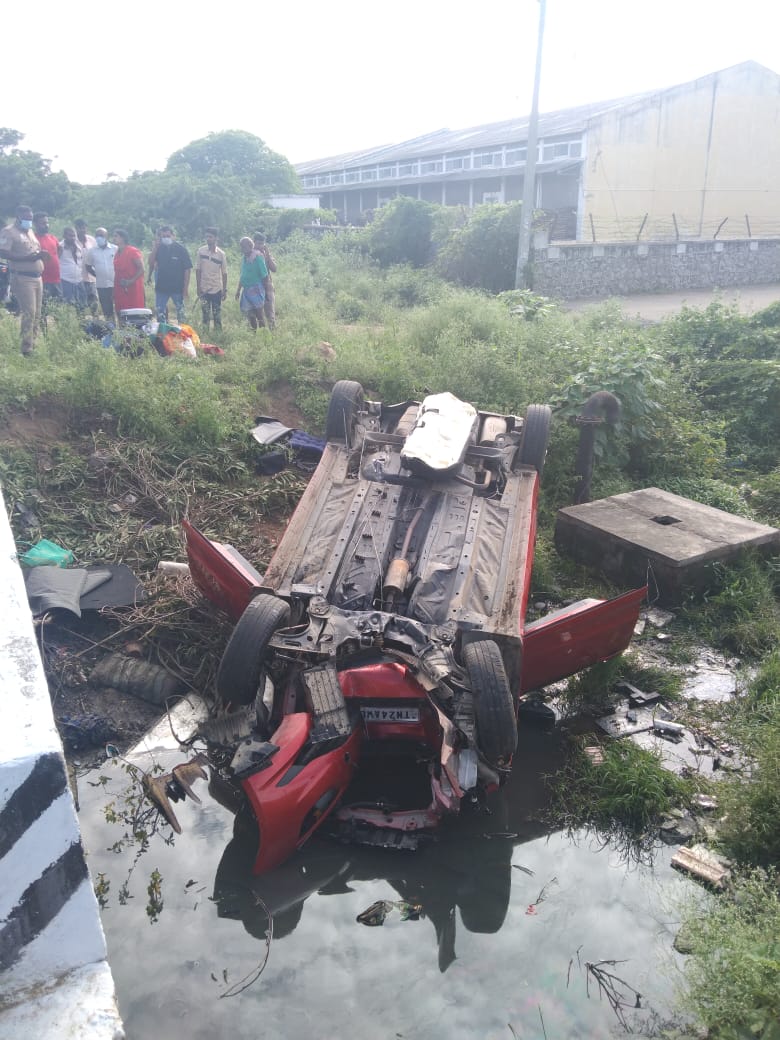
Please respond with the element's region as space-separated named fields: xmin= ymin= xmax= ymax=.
xmin=33 ymin=213 xmax=62 ymax=305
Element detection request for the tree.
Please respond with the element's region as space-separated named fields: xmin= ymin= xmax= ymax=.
xmin=368 ymin=197 xmax=435 ymax=268
xmin=0 ymin=128 xmax=71 ymax=220
xmin=436 ymin=203 xmax=522 ymax=293
xmin=166 ymin=130 xmax=299 ymax=195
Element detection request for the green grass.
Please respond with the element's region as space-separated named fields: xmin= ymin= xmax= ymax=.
xmin=678 ymin=869 xmax=780 ymax=1040
xmin=3 ymin=232 xmax=780 ymax=1040
xmin=550 ymin=738 xmax=694 ymax=835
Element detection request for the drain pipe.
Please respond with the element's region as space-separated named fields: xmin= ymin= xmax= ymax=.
xmin=574 ymin=391 xmax=621 ymax=504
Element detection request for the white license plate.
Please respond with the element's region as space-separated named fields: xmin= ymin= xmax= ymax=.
xmin=361 ymin=706 xmax=420 ymax=723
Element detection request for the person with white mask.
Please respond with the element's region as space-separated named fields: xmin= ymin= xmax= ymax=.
xmin=85 ymin=227 xmax=118 ymax=320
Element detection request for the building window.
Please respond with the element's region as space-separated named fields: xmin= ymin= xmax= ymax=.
xmin=445 ymin=154 xmax=471 ymax=172
xmin=302 ymin=176 xmax=317 ymax=188
xmin=541 ymin=137 xmax=583 ymax=162
xmin=398 ymin=162 xmax=419 ymax=177
xmin=316 ymin=174 xmax=331 ymax=187
xmin=362 ymin=168 xmax=377 ymax=181
xmin=378 ymin=165 xmax=397 ymax=178
xmin=505 ymin=146 xmax=527 ymax=165
xmin=331 ymin=172 xmax=344 ymax=185
xmin=420 ymin=159 xmax=443 ymax=175
xmin=345 ymin=170 xmax=360 ymax=184
xmin=474 ymin=150 xmax=502 ymax=169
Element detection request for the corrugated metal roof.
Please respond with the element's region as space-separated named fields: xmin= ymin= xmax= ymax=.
xmin=295 ymin=95 xmax=648 ymax=175
xmin=295 ymin=61 xmax=779 ymax=175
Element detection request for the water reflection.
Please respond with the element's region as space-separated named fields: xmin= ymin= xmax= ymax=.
xmin=213 ymin=801 xmax=547 ymax=973
xmin=79 ymin=726 xmax=692 ymax=1039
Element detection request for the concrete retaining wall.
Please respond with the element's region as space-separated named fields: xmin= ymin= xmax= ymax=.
xmin=0 ymin=491 xmax=124 ymax=1039
xmin=532 ymin=237 xmax=780 ymax=299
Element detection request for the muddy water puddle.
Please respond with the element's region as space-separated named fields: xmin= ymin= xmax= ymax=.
xmin=78 ymin=728 xmax=695 ymax=1039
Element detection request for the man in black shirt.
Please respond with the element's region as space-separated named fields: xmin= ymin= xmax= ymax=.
xmin=149 ymin=225 xmax=192 ymax=322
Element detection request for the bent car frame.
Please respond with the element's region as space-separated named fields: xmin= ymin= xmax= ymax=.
xmin=183 ymin=382 xmax=646 ymax=873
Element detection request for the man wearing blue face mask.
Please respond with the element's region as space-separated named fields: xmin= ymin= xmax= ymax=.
xmin=0 ymin=204 xmax=47 ymax=355
xmin=85 ymin=227 xmax=118 ymax=320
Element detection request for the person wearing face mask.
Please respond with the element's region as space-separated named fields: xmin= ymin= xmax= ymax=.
xmin=59 ymin=227 xmax=86 ymax=309
xmin=85 ymin=227 xmax=118 ymax=320
xmin=33 ymin=212 xmax=63 ymax=307
xmin=75 ymin=219 xmax=99 ymax=316
xmin=149 ymin=225 xmax=191 ymax=322
xmin=0 ymin=204 xmax=47 ymax=355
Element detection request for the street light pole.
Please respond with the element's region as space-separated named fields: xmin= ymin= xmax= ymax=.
xmin=515 ymin=0 xmax=546 ymax=289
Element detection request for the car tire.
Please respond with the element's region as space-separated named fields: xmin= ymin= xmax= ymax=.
xmin=325 ymin=379 xmax=364 ymax=447
xmin=217 ymin=594 xmax=290 ymax=707
xmin=463 ymin=640 xmax=518 ymax=767
xmin=517 ymin=404 xmax=551 ymax=475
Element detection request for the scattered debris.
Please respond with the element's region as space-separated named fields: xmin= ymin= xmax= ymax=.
xmin=616 ymin=680 xmax=660 ymax=707
xmin=157 ymin=561 xmax=191 ymax=577
xmin=91 ymin=653 xmax=185 ymax=706
xmin=58 ymin=712 xmax=118 ymax=751
xmin=671 ymin=844 xmax=731 ymax=889
xmin=583 ymin=745 xmax=605 ymax=765
xmin=659 ymin=810 xmax=699 ymax=845
xmin=682 ymin=649 xmax=741 ymax=702
xmin=517 ymin=694 xmax=557 ymax=726
xmin=596 ymin=702 xmax=660 ymax=737
xmin=356 ymin=900 xmax=423 ymax=926
xmin=645 ymin=607 xmax=674 ymax=628
xmin=653 ymin=719 xmax=685 ymax=742
xmin=692 ymin=793 xmax=718 ymax=812
xmin=20 ymin=538 xmax=75 ymax=568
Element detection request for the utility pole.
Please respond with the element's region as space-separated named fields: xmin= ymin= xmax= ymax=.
xmin=514 ymin=0 xmax=546 ymax=289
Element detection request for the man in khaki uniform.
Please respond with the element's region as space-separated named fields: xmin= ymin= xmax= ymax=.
xmin=0 ymin=205 xmax=46 ymax=355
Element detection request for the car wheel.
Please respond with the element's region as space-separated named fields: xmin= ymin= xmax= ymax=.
xmin=325 ymin=379 xmax=364 ymax=447
xmin=517 ymin=404 xmax=551 ymax=476
xmin=217 ymin=594 xmax=290 ymax=707
xmin=463 ymin=640 xmax=518 ymax=767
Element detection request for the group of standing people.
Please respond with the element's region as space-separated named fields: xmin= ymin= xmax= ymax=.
xmin=0 ymin=204 xmax=278 ymax=355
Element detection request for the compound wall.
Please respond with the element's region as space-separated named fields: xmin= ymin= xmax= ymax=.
xmin=532 ymin=237 xmax=780 ymax=299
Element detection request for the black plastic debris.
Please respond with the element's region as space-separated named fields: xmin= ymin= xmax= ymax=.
xmin=255 ymin=450 xmax=288 ymax=475
xmin=58 ymin=712 xmax=118 ymax=750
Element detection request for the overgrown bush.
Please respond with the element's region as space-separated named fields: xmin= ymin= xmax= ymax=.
xmin=679 ymin=869 xmax=780 ymax=1040
xmin=435 ymin=203 xmax=522 ymax=293
xmin=683 ymin=555 xmax=780 ymax=659
xmin=368 ymin=197 xmax=435 ymax=268
xmin=719 ymin=695 xmax=780 ymax=867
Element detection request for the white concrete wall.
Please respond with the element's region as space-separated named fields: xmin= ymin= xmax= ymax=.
xmin=0 ymin=489 xmax=124 ymax=1039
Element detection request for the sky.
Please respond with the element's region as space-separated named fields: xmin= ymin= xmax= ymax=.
xmin=5 ymin=0 xmax=779 ymax=185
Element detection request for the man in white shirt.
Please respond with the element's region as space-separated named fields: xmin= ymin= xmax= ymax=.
xmin=85 ymin=228 xmax=118 ymax=320
xmin=75 ymin=219 xmax=98 ymax=315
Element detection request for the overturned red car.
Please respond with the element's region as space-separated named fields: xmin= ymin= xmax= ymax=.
xmin=184 ymin=382 xmax=645 ymax=874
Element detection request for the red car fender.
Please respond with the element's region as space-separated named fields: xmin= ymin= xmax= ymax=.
xmin=242 ymin=713 xmax=361 ymax=875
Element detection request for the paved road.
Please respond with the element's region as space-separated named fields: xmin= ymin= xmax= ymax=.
xmin=563 ymin=283 xmax=780 ymax=321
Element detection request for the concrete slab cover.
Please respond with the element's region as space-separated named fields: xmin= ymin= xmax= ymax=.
xmin=558 ymin=488 xmax=780 ymax=568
